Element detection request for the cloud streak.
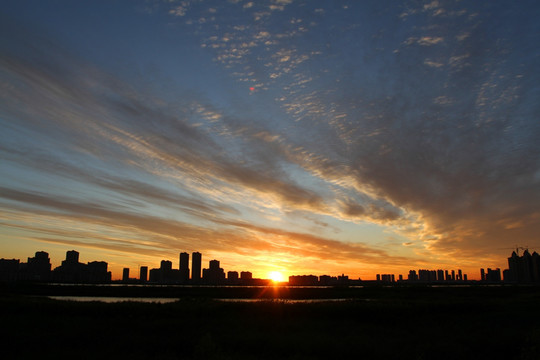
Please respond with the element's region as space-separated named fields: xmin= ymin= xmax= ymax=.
xmin=1 ymin=1 xmax=539 ymax=277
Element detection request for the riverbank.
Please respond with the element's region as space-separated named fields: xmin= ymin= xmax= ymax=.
xmin=2 ymin=281 xmax=538 ymax=299
xmin=2 ymin=285 xmax=540 ymax=359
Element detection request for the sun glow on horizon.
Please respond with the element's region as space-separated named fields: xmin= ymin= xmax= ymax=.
xmin=268 ymin=271 xmax=285 ymax=283
xmin=0 ymin=1 xmax=533 ymax=284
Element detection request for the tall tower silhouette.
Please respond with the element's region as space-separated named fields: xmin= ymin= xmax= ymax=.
xmin=179 ymin=252 xmax=189 ymax=283
xmin=192 ymin=252 xmax=201 ymax=282
xmin=65 ymin=250 xmax=79 ymax=264
xmin=139 ymin=266 xmax=148 ymax=283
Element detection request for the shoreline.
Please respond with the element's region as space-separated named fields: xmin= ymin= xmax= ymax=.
xmin=2 ymin=281 xmax=539 ymax=300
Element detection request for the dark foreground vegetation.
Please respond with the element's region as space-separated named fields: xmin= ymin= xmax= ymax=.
xmin=1 ymin=285 xmax=540 ymax=359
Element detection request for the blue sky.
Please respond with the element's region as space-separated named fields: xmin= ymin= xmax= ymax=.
xmin=1 ymin=0 xmax=539 ymax=279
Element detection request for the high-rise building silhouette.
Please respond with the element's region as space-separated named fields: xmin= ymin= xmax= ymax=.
xmin=192 ymin=252 xmax=201 ymax=282
xmin=122 ymin=268 xmax=130 ymax=282
xmin=289 ymin=275 xmax=318 ymax=286
xmin=149 ymin=260 xmax=177 ymax=283
xmin=161 ymin=260 xmax=172 ymax=271
xmin=65 ymin=250 xmax=79 ymax=264
xmin=437 ymin=269 xmax=444 ymax=282
xmin=0 ymin=259 xmax=20 ymax=282
xmin=140 ymin=266 xmax=148 ymax=283
xmin=202 ymin=259 xmax=225 ymax=284
xmin=486 ymin=268 xmax=501 ymax=282
xmin=240 ymin=271 xmax=252 ymax=280
xmin=507 ymin=250 xmax=540 ymax=283
xmin=51 ymin=250 xmax=110 ymax=283
xmin=25 ymin=251 xmax=51 ymax=281
xmin=379 ymin=274 xmax=394 ymax=282
xmin=87 ymin=261 xmax=111 ymax=283
xmin=418 ymin=269 xmax=437 ymax=282
xmin=533 ymin=252 xmax=540 ymax=282
xmin=54 ymin=250 xmax=85 ymax=283
xmin=179 ymin=252 xmax=189 ymax=283
xmin=227 ymin=271 xmax=239 ymax=284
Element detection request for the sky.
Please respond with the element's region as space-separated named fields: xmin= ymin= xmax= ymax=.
xmin=1 ymin=0 xmax=539 ymax=280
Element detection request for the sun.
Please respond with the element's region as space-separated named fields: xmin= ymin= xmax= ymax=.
xmin=268 ymin=271 xmax=285 ymax=283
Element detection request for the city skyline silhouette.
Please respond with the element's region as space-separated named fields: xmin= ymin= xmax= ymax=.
xmin=2 ymin=1 xmax=539 ymax=287
xmin=3 ymin=247 xmax=540 ymax=285
xmin=2 ymin=2 xmax=539 ymax=358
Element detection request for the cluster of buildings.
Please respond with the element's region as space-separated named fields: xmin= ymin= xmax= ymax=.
xmin=374 ymin=270 xmax=466 ymax=284
xmin=498 ymin=249 xmax=540 ymax=283
xmin=0 ymin=249 xmax=258 ymax=285
xmin=475 ymin=250 xmax=540 ymax=283
xmin=372 ymin=249 xmax=540 ymax=284
xmin=287 ymin=269 xmax=470 ymax=286
xmin=1 ymin=248 xmax=540 ymax=285
xmin=0 ymin=250 xmax=111 ymax=283
xmin=123 ymin=251 xmax=257 ymax=285
xmin=288 ymin=274 xmax=353 ymax=286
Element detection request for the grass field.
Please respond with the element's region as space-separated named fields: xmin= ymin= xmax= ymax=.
xmin=1 ymin=285 xmax=539 ymax=359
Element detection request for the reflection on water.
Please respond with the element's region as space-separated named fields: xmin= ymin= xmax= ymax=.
xmin=46 ymin=283 xmax=351 ymax=288
xmin=47 ymin=296 xmax=359 ymax=304
xmin=48 ymin=296 xmax=179 ymax=303
xmin=216 ymin=298 xmax=357 ymax=303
